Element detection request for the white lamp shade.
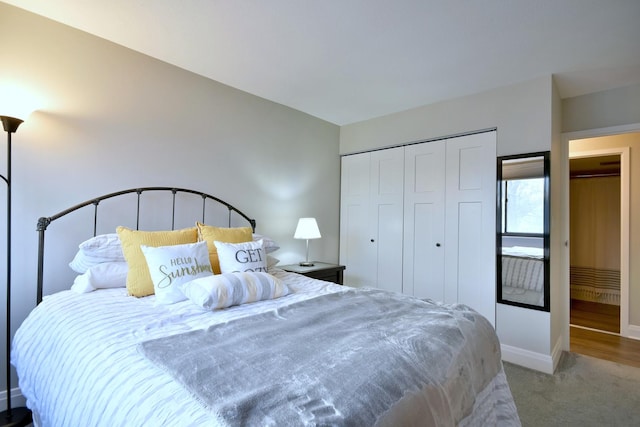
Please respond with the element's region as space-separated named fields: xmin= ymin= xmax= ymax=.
xmin=294 ymin=218 xmax=321 ymax=240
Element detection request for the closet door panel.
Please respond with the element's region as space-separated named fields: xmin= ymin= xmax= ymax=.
xmin=403 ymin=142 xmax=446 ymax=298
xmin=340 ymin=153 xmax=375 ymax=287
xmin=370 ymin=148 xmax=404 ymax=293
xmin=376 ymin=204 xmax=404 ymax=293
xmin=454 ymin=201 xmax=486 ymax=311
xmin=457 ymin=145 xmax=484 ymax=190
xmin=408 ymin=203 xmax=445 ymax=299
xmin=444 ymin=132 xmax=496 ymax=325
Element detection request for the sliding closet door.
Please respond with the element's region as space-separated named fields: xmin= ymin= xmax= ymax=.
xmin=340 ymin=148 xmax=404 ymax=291
xmin=340 ymin=153 xmax=375 ymax=287
xmin=403 ymin=141 xmax=446 ymax=299
xmin=369 ymin=148 xmax=404 ymax=293
xmin=444 ymin=131 xmax=496 ymax=325
xmin=340 ymin=131 xmax=495 ymax=323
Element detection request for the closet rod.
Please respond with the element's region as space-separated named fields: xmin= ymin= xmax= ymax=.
xmin=340 ymin=127 xmax=497 ymax=157
xmin=571 ymin=172 xmax=620 ymax=179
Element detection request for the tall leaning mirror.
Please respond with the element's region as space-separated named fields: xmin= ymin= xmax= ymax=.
xmin=497 ymin=152 xmax=550 ymax=311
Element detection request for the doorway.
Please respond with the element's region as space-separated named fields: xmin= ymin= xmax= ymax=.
xmin=569 ymin=153 xmax=621 ymax=334
xmin=566 ymin=134 xmax=633 ymax=366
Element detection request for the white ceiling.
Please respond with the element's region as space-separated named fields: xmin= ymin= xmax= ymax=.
xmin=5 ymin=0 xmax=640 ymax=125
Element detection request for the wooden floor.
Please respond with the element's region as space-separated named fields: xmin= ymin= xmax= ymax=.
xmin=570 ymin=299 xmax=640 ymax=368
xmin=570 ymin=299 xmax=619 ymax=333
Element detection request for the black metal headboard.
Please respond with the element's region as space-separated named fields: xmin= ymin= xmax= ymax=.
xmin=36 ymin=187 xmax=256 ymax=304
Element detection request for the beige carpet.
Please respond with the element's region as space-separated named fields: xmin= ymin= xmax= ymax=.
xmin=503 ymin=352 xmax=640 ymax=426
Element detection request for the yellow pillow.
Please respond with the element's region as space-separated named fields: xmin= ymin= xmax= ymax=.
xmin=116 ymin=226 xmax=198 ymax=297
xmin=196 ymin=222 xmax=253 ymax=274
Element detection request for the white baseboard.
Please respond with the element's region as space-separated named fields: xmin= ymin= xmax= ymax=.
xmin=501 ymin=344 xmax=556 ymax=374
xmin=628 ymin=324 xmax=640 ymax=340
xmin=550 ymin=335 xmax=564 ymax=372
xmin=0 ymin=386 xmax=27 ymax=411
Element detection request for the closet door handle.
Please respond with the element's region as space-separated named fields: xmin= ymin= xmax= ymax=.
xmin=371 ymin=239 xmax=375 ymax=242
xmin=436 ymin=243 xmax=441 ymax=247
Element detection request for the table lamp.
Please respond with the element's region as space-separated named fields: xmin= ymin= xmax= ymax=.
xmin=294 ymin=218 xmax=321 ymax=266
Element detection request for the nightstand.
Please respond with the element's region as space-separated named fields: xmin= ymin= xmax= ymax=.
xmin=280 ymin=262 xmax=346 ymax=285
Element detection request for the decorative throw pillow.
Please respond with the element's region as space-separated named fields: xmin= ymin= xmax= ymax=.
xmin=141 ymin=241 xmax=213 ymax=304
xmin=196 ymin=222 xmax=253 ymax=274
xmin=70 ymin=261 xmax=128 ymax=293
xmin=181 ymin=272 xmax=290 ymax=310
xmin=214 ymin=239 xmax=267 ymax=274
xmin=69 ymin=233 xmax=125 ymax=273
xmin=267 ymin=255 xmax=280 ymax=269
xmin=116 ymin=226 xmax=198 ymax=297
xmin=253 ymin=233 xmax=280 ymax=254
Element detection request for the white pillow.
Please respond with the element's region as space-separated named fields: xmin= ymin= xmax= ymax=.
xmin=69 ymin=233 xmax=125 ymax=273
xmin=253 ymin=233 xmax=280 ymax=254
xmin=214 ymin=239 xmax=268 ymax=274
xmin=181 ymin=272 xmax=290 ymax=310
xmin=79 ymin=233 xmax=123 ymax=257
xmin=71 ymin=262 xmax=128 ymax=293
xmin=141 ymin=241 xmax=213 ymax=304
xmin=267 ymin=255 xmax=280 ymax=269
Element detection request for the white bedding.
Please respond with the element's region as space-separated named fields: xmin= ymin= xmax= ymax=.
xmin=13 ymin=270 xmax=519 ymax=426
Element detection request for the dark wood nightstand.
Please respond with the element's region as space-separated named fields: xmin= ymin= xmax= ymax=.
xmin=280 ymin=262 xmax=346 ymax=285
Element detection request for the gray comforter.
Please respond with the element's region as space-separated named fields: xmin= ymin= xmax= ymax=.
xmin=140 ymin=288 xmax=518 ymax=426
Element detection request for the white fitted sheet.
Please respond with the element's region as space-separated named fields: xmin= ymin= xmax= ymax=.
xmin=14 ymin=270 xmax=344 ymax=427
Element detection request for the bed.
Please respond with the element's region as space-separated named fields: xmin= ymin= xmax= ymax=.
xmin=13 ymin=187 xmax=520 ymax=426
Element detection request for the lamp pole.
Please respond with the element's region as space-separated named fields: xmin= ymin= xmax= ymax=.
xmin=0 ymin=115 xmax=32 ymax=427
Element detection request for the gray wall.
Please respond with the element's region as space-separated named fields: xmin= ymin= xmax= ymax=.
xmin=0 ymin=3 xmax=340 ymax=394
xmin=563 ymin=83 xmax=640 ymax=133
xmin=340 ymin=76 xmax=552 ymax=157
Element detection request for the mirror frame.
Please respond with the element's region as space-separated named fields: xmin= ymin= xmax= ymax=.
xmin=496 ymin=151 xmax=550 ymax=312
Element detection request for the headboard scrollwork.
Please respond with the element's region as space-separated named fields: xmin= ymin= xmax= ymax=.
xmin=36 ymin=187 xmax=256 ymax=304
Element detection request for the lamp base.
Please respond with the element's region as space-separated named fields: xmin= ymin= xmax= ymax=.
xmin=0 ymin=407 xmax=32 ymax=427
xmin=299 ymin=261 xmax=315 ymax=267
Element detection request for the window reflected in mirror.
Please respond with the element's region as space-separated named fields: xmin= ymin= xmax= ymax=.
xmin=497 ymin=152 xmax=550 ymax=311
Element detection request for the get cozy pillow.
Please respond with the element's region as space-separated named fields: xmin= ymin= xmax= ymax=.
xmin=196 ymin=223 xmax=253 ymax=274
xmin=181 ymin=272 xmax=290 ymax=310
xmin=214 ymin=239 xmax=267 ymax=274
xmin=117 ymin=226 xmax=198 ymax=297
xmin=141 ymin=241 xmax=213 ymax=304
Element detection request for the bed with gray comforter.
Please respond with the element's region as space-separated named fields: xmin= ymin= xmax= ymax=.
xmin=14 ymin=271 xmax=520 ymax=426
xmin=140 ymin=286 xmax=520 ymax=426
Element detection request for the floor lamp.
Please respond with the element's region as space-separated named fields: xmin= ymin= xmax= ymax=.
xmin=0 ymin=115 xmax=32 ymax=427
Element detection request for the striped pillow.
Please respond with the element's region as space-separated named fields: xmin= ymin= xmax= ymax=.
xmin=181 ymin=272 xmax=290 ymax=310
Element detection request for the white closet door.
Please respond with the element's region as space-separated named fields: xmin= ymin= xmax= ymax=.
xmin=403 ymin=141 xmax=446 ymax=299
xmin=444 ymin=132 xmax=496 ymax=325
xmin=370 ymin=147 xmax=405 ymax=293
xmin=340 ymin=153 xmax=374 ymax=287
